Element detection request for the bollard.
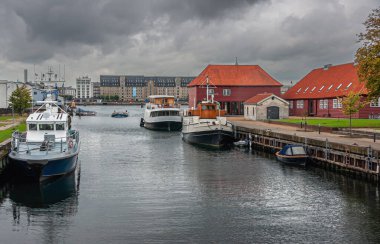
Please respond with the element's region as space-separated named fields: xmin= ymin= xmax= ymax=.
xmin=300 ymin=122 xmax=303 ymax=128
xmin=374 ymin=133 xmax=376 ymax=143
xmin=318 ymin=124 xmax=321 ymax=134
xmin=304 ymin=121 xmax=307 ymax=132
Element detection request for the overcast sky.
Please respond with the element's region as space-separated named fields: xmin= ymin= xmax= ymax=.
xmin=0 ymin=0 xmax=378 ymax=86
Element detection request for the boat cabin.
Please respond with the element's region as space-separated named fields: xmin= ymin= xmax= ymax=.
xmin=26 ymin=109 xmax=68 ymax=143
xmin=146 ymin=95 xmax=178 ymax=109
xmin=187 ymin=101 xmax=226 ymax=119
xmin=279 ymin=145 xmax=307 ymax=156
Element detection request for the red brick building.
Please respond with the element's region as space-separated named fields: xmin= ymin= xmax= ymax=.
xmin=283 ymin=63 xmax=380 ymax=118
xmin=188 ymin=64 xmax=282 ymax=115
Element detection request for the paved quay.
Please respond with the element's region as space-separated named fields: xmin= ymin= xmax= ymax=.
xmin=228 ymin=117 xmax=380 ymax=151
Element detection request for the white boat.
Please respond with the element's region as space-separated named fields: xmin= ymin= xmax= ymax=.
xmin=8 ymin=96 xmax=80 ymax=182
xmin=141 ymin=95 xmax=182 ymax=131
xmin=182 ymin=78 xmax=234 ymax=148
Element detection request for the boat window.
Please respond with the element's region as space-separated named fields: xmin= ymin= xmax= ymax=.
xmin=285 ymin=148 xmax=292 ymax=155
xmin=292 ymin=146 xmax=306 ymax=155
xmin=202 ymin=105 xmax=207 ymax=110
xmin=207 ymin=105 xmax=215 ymax=110
xmin=28 ymin=123 xmax=37 ymax=131
xmin=39 ymin=124 xmax=54 ymax=130
xmin=56 ymin=123 xmax=65 ymax=130
xmin=170 ymin=111 xmax=179 ymax=116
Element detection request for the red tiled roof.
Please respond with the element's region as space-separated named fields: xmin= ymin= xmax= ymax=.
xmin=188 ymin=65 xmax=282 ymax=87
xmin=244 ymin=93 xmax=274 ymax=104
xmin=283 ymin=63 xmax=367 ymax=100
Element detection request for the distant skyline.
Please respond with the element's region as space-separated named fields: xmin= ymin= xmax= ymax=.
xmin=0 ymin=0 xmax=378 ymax=86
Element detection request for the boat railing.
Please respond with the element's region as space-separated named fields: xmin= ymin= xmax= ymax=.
xmin=11 ymin=130 xmax=79 ymax=155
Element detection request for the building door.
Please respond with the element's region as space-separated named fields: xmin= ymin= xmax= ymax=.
xmin=308 ymin=100 xmax=314 ymax=116
xmin=267 ymin=106 xmax=279 ymax=119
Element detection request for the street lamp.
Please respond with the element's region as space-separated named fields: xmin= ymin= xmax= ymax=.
xmin=8 ymin=101 xmax=15 ymax=124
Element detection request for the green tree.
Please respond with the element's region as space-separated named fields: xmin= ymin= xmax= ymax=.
xmin=340 ymin=91 xmax=367 ymax=136
xmin=355 ymin=7 xmax=380 ymax=100
xmin=9 ymin=85 xmax=32 ymax=115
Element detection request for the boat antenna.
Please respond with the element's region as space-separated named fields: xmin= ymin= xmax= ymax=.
xmin=206 ymin=76 xmax=209 ymax=102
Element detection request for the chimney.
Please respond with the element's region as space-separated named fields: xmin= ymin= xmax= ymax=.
xmin=323 ymin=64 xmax=332 ymax=70
xmin=24 ymin=69 xmax=28 ymax=83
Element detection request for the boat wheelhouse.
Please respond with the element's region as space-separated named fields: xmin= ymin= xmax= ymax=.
xmin=142 ymin=95 xmax=182 ymax=131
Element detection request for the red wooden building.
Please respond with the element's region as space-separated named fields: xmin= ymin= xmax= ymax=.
xmin=187 ymin=64 xmax=282 ymax=115
xmin=283 ymin=63 xmax=380 ymax=118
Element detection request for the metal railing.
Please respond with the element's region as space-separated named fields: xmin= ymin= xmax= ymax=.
xmin=11 ymin=130 xmax=79 ymax=155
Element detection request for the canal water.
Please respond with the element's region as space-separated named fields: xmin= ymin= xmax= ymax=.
xmin=1 ymin=105 xmax=380 ymax=243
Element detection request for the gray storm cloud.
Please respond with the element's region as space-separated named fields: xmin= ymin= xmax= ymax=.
xmin=0 ymin=0 xmax=378 ymax=83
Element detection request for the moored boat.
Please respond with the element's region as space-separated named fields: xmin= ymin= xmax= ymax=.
xmin=275 ymin=144 xmax=308 ymax=166
xmin=111 ymin=110 xmax=129 ymax=118
xmin=182 ymin=76 xmax=234 ymax=148
xmin=8 ymin=99 xmax=80 ymax=182
xmin=75 ymin=107 xmax=96 ymax=116
xmin=182 ymin=100 xmax=234 ymax=148
xmin=141 ymin=95 xmax=182 ymax=131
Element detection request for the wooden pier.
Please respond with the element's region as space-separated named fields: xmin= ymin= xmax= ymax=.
xmin=0 ymin=139 xmax=11 ymax=180
xmin=232 ymin=119 xmax=380 ymax=183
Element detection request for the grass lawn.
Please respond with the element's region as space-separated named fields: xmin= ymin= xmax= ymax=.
xmin=278 ymin=118 xmax=380 ymax=128
xmin=0 ymin=115 xmax=24 ymax=121
xmin=0 ymin=122 xmax=26 ymax=143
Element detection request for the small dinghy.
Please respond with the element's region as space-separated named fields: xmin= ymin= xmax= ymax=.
xmin=111 ymin=110 xmax=129 ymax=118
xmin=275 ymin=144 xmax=308 ymax=166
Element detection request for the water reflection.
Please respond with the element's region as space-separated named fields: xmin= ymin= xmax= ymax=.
xmin=10 ymin=169 xmax=79 ymax=208
xmin=7 ymin=166 xmax=80 ymax=243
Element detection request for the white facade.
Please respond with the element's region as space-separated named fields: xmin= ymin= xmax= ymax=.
xmin=244 ymin=95 xmax=289 ymax=120
xmin=0 ymin=80 xmax=29 ymax=108
xmin=76 ymin=76 xmax=93 ymax=99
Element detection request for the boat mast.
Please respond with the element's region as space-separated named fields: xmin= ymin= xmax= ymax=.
xmin=206 ymin=76 xmax=209 ymax=102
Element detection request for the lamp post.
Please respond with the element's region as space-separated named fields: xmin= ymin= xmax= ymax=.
xmin=8 ymin=101 xmax=15 ymax=125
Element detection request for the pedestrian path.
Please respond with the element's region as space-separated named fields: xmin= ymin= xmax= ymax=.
xmin=228 ymin=117 xmax=380 ymax=151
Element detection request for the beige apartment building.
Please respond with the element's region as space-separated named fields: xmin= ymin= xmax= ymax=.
xmin=100 ymin=75 xmax=194 ymax=102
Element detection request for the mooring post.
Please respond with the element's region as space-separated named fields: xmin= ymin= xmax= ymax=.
xmin=318 ymin=124 xmax=321 ymax=134
xmin=374 ymin=133 xmax=376 ymax=143
xmin=300 ymin=122 xmax=303 ymax=128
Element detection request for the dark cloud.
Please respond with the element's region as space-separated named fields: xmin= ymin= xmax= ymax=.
xmin=0 ymin=0 xmax=378 ymax=84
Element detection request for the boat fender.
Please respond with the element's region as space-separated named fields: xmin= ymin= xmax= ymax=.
xmin=68 ymin=139 xmax=74 ymax=149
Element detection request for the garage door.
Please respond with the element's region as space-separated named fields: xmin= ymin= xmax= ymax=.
xmin=267 ymin=106 xmax=279 ymax=119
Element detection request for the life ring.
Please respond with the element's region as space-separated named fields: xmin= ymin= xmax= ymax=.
xmin=68 ymin=139 xmax=74 ymax=149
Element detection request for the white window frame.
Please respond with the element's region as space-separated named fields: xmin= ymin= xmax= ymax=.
xmin=223 ymin=89 xmax=231 ymax=96
xmin=370 ymin=98 xmax=380 ymax=107
xmin=319 ymin=99 xmax=328 ymax=109
xmin=289 ymin=100 xmax=293 ymax=109
xmin=333 ymin=98 xmax=342 ymax=109
xmin=296 ymin=100 xmax=304 ymax=109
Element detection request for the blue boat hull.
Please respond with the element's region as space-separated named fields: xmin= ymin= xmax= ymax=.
xmin=182 ymin=130 xmax=234 ymax=149
xmin=9 ymin=154 xmax=78 ymax=182
xmin=111 ymin=114 xmax=128 ymax=118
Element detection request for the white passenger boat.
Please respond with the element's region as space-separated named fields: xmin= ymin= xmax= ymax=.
xmin=8 ymin=97 xmax=80 ymax=182
xmin=141 ymin=95 xmax=182 ymax=131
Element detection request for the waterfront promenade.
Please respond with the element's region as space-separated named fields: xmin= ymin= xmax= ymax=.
xmin=229 ymin=116 xmax=380 ymax=151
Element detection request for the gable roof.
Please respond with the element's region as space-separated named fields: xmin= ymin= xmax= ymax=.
xmin=283 ymin=63 xmax=367 ymax=100
xmin=188 ymin=65 xmax=282 ymax=87
xmin=244 ymin=93 xmax=289 ymax=105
